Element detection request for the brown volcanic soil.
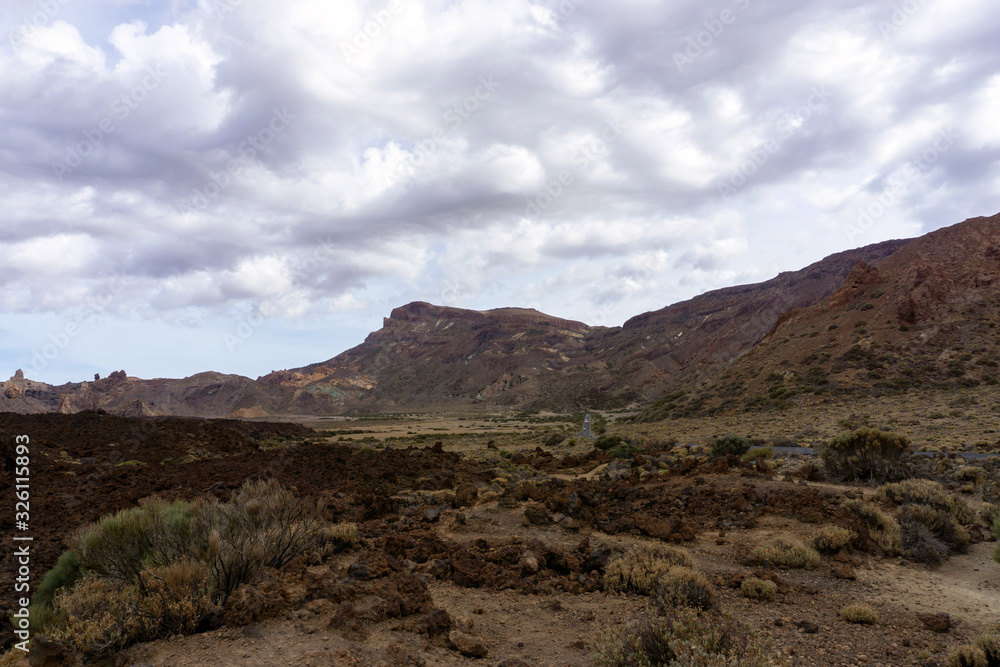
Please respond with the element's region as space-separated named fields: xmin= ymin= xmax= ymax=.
xmin=3 ymin=411 xmax=999 ymax=666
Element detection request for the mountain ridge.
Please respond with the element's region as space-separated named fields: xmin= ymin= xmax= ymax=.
xmin=2 ymin=215 xmax=951 ymax=417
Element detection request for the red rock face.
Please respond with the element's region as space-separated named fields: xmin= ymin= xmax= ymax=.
xmin=674 ymin=212 xmax=1000 ymax=411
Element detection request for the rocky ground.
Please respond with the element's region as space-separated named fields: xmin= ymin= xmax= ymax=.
xmin=1 ymin=407 xmax=998 ymax=666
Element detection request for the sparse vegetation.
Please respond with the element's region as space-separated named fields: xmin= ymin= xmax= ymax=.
xmin=740 ymin=577 xmax=777 ymax=601
xmin=947 ymin=627 xmax=1000 ymax=667
xmin=742 ymin=446 xmax=775 ymax=461
xmin=31 ymin=479 xmax=333 ymax=657
xmin=820 ymin=427 xmax=910 ymax=482
xmin=840 ymin=604 xmax=878 ymax=624
xmin=591 ymin=608 xmax=774 ymax=667
xmin=897 ymin=503 xmax=970 ymax=565
xmin=813 ymin=525 xmax=855 ymax=553
xmin=993 ymin=510 xmax=1000 ymax=565
xmin=751 ymin=538 xmax=821 ymax=569
xmin=710 ymin=434 xmax=752 ymax=458
xmin=608 ymin=442 xmax=639 ymax=459
xmin=653 ymin=567 xmax=715 ymax=611
xmin=605 ymin=544 xmax=696 ymax=595
xmin=594 ymin=434 xmax=624 ymax=451
xmin=875 ymin=479 xmax=977 ymax=525
xmin=844 ymin=500 xmax=903 ymax=555
xmin=947 ymin=645 xmax=987 ymax=667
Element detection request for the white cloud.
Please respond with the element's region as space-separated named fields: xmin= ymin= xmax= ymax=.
xmin=1 ymin=0 xmax=999 ymax=381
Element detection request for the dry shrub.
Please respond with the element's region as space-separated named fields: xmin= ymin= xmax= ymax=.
xmin=34 ymin=478 xmax=328 ymax=657
xmin=0 ymin=650 xmax=23 ymax=667
xmin=993 ymin=511 xmax=1000 ymax=565
xmin=813 ymin=525 xmax=855 ymax=553
xmin=840 ymin=604 xmax=877 ymax=625
xmin=654 ymin=567 xmax=715 ymax=611
xmin=821 ymin=428 xmax=909 ymax=482
xmin=46 ymin=561 xmax=218 ymax=655
xmin=898 ymin=504 xmax=970 ymax=565
xmin=947 ymin=645 xmax=987 ymax=667
xmin=978 ymin=630 xmax=1000 ymax=665
xmin=605 ymin=544 xmax=696 ymax=595
xmin=740 ymin=578 xmax=777 ymax=602
xmin=591 ymin=608 xmax=775 ymax=667
xmin=312 ymin=522 xmax=358 ymax=561
xmin=751 ymin=538 xmax=820 ymax=569
xmin=875 ymin=479 xmax=977 ymax=525
xmin=196 ymin=478 xmax=327 ymax=603
xmin=953 ymin=467 xmax=986 ymax=486
xmin=844 ymin=500 xmax=902 ymax=555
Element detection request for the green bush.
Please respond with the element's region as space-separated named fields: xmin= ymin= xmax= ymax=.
xmin=876 ymin=479 xmax=977 ymax=525
xmin=72 ymin=497 xmax=203 ymax=590
xmin=591 ymin=608 xmax=774 ymax=667
xmin=710 ymin=435 xmax=751 ymax=458
xmin=33 ymin=550 xmax=82 ymax=610
xmin=751 ymin=538 xmax=821 ymax=569
xmin=608 ymin=443 xmax=639 ymax=459
xmin=821 ymin=428 xmax=910 ymax=482
xmin=594 ymin=434 xmax=624 ymax=451
xmin=993 ymin=510 xmax=1000 ymax=565
xmin=840 ymin=604 xmax=877 ymax=624
xmin=654 ymin=567 xmax=715 ymax=611
xmin=32 ymin=479 xmax=327 ymax=657
xmin=844 ymin=500 xmax=902 ymax=555
xmin=740 ymin=577 xmax=777 ymax=601
xmin=543 ymin=432 xmax=566 ymax=447
xmin=605 ymin=544 xmax=695 ymax=595
xmin=742 ymin=446 xmax=774 ymax=461
xmin=813 ymin=525 xmax=855 ymax=553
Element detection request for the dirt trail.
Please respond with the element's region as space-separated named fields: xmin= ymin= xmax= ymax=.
xmin=861 ymin=542 xmax=1000 ymax=626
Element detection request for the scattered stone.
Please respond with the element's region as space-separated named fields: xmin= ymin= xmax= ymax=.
xmin=832 ymin=563 xmax=857 ymax=580
xmin=519 ymin=552 xmax=540 ymax=574
xmin=415 ymin=558 xmax=451 ymax=579
xmin=916 ymin=612 xmax=952 ymax=633
xmin=450 ymin=630 xmax=489 ymax=658
xmin=455 ymin=482 xmax=479 ymax=507
xmin=28 ymin=635 xmax=80 ymax=667
xmin=796 ymin=620 xmax=820 ymax=634
xmin=523 ymin=502 xmax=551 ymax=525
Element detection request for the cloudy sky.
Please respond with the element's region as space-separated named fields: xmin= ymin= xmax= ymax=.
xmin=1 ymin=0 xmax=998 ymax=384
